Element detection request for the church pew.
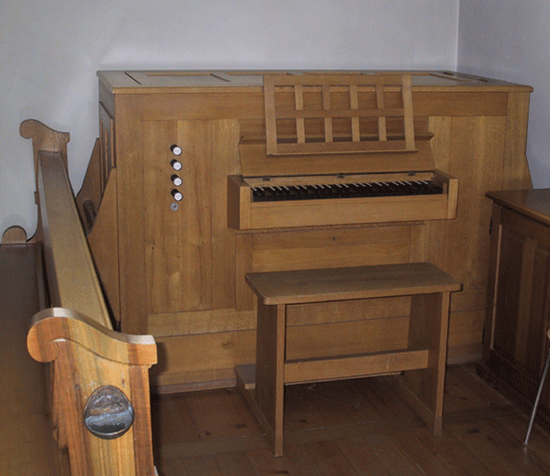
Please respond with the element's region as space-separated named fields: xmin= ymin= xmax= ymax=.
xmin=21 ymin=119 xmax=158 ymax=476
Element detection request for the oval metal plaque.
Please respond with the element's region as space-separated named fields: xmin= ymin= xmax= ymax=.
xmin=83 ymin=385 xmax=135 ymax=440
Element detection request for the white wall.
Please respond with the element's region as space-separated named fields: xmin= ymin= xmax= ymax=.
xmin=458 ymin=1 xmax=550 ymax=188
xmin=0 ymin=0 xmax=459 ymax=237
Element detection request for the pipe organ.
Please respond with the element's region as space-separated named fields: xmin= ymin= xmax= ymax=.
xmin=78 ymin=70 xmax=532 ymax=391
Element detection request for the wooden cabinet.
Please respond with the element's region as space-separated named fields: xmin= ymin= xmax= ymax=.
xmin=77 ymin=70 xmax=533 ymax=391
xmin=482 ymin=189 xmax=550 ymax=423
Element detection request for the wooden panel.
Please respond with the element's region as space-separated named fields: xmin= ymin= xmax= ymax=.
xmin=141 ymin=93 xmax=264 ymax=121
xmin=115 ymin=95 xmax=148 ymax=334
xmin=236 ymin=225 xmax=418 ymax=312
xmin=502 ymin=92 xmax=533 ymax=189
xmin=286 ymin=296 xmax=410 ymax=326
xmin=413 ymin=91 xmax=510 ymax=117
xmin=426 ymin=115 xmax=508 ymax=362
xmin=427 ymin=116 xmax=506 ymax=279
xmin=286 ymin=316 xmax=410 ymax=361
xmin=143 ymin=120 xmax=213 ymax=314
xmin=250 ymin=225 xmax=415 ymax=272
xmin=447 ymin=309 xmax=485 ymax=351
xmin=284 ymin=349 xmax=429 ymax=384
xmin=147 ymin=309 xmax=256 ymax=338
xmin=151 ymin=330 xmax=256 ymax=382
xmin=491 ymin=209 xmax=550 ymax=378
xmin=211 ymin=120 xmax=241 ymax=310
xmin=235 ymin=233 xmax=254 ymax=311
xmin=87 ymin=170 xmax=120 ymax=325
xmin=482 ymin=192 xmax=550 ymax=431
xmin=245 ymin=263 xmax=460 ymax=306
xmin=238 ymin=140 xmax=435 ymax=178
xmin=148 ymin=317 xmax=411 ymax=387
xmin=248 ymin=194 xmax=451 ymax=229
xmin=254 ymin=302 xmax=285 ymax=454
xmin=36 ymin=152 xmax=111 ymax=325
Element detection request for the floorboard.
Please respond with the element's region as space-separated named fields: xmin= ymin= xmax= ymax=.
xmin=151 ymin=365 xmax=550 ymax=476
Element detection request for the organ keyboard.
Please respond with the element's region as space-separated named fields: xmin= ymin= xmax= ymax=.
xmin=228 ymin=170 xmax=457 ymax=229
xmin=251 ymin=179 xmax=443 ymax=202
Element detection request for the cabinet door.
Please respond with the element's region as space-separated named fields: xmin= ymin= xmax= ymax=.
xmin=492 ymin=208 xmax=550 ymax=379
xmin=143 ymin=120 xmax=213 ymax=314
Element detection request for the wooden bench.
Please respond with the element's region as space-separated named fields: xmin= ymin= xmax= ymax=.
xmin=20 ymin=120 xmax=159 ymax=476
xmin=235 ymin=262 xmax=461 ymax=456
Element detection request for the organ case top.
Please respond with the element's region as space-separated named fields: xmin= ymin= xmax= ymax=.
xmin=80 ymin=70 xmax=532 ymax=390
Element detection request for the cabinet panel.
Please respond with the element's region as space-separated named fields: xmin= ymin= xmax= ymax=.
xmin=492 ymin=221 xmax=550 ymax=378
xmin=143 ymin=120 xmax=213 ymax=314
xmin=482 ymin=191 xmax=550 ymax=426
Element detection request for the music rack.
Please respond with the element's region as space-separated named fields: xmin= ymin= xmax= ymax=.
xmin=264 ymin=74 xmax=416 ymax=156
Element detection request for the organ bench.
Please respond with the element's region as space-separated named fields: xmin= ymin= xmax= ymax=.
xmin=235 ymin=262 xmax=461 ymax=456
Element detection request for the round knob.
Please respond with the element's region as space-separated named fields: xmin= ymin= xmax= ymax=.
xmin=171 ymin=175 xmax=183 ymax=187
xmin=83 ymin=386 xmax=134 ymax=440
xmin=170 ymin=159 xmax=182 ymax=171
xmin=171 ymin=189 xmax=183 ymax=201
xmin=171 ymin=145 xmax=182 ymax=156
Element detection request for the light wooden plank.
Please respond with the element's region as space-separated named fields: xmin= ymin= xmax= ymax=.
xmin=402 ymin=74 xmax=416 ymax=151
xmin=376 ymin=83 xmax=388 ymax=141
xmin=284 ymin=349 xmax=429 ymax=384
xmin=294 ymin=84 xmax=306 ymax=144
xmin=322 ymin=84 xmax=333 ymax=143
xmin=37 ymin=152 xmax=111 ymax=327
xmin=349 ymin=84 xmax=360 ymax=142
xmin=275 ymin=107 xmax=406 ymax=119
xmin=254 ymin=302 xmax=286 ymax=456
xmin=246 ymin=262 xmax=461 ymax=306
xmin=274 ymin=139 xmax=416 ymax=155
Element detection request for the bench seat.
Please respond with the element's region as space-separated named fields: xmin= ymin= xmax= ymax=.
xmin=236 ymin=262 xmax=461 ymax=456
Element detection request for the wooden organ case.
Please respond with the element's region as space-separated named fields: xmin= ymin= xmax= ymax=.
xmin=78 ymin=70 xmax=532 ymax=391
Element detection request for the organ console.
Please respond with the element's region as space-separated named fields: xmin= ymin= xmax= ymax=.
xmin=78 ymin=70 xmax=532 ymax=391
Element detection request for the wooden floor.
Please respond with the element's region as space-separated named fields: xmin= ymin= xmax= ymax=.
xmin=3 ymin=243 xmax=550 ymax=475
xmin=151 ymin=366 xmax=550 ymax=476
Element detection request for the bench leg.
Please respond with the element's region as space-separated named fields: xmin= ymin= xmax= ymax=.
xmin=402 ymin=291 xmax=451 ymax=436
xmin=254 ymin=302 xmax=286 ymax=456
